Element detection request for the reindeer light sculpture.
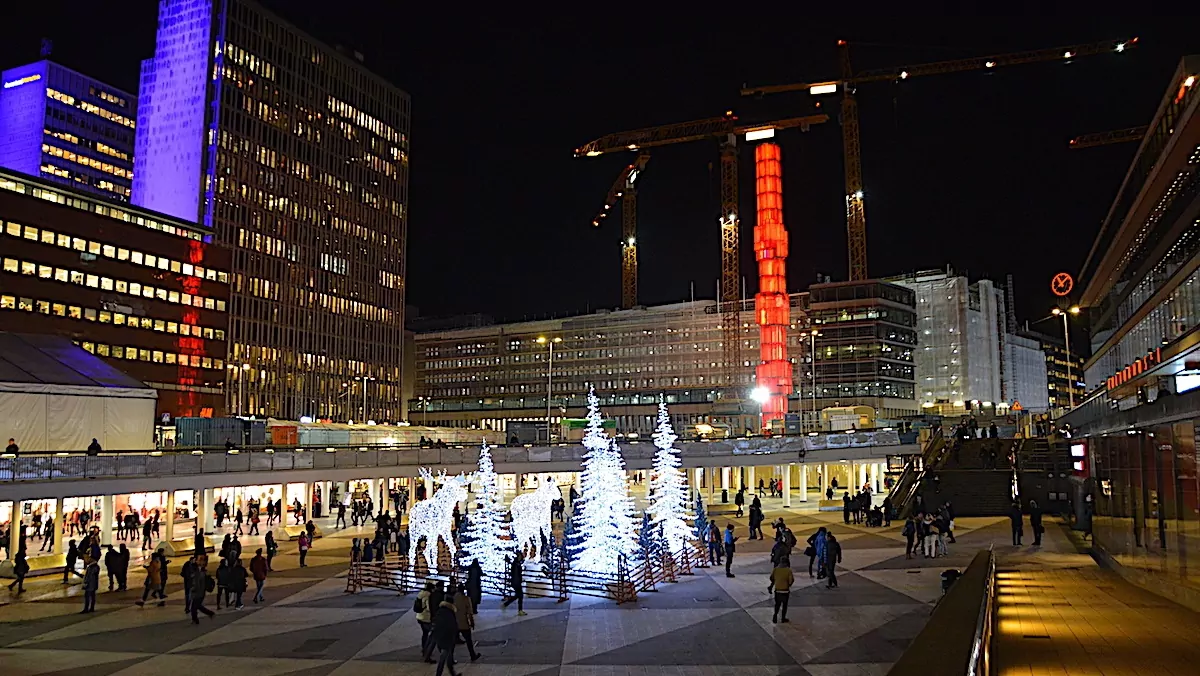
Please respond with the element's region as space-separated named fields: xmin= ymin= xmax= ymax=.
xmin=407 ymin=468 xmax=473 ymax=575
xmin=509 ymin=475 xmax=562 ymax=562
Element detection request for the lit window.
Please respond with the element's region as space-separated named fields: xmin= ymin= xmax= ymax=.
xmin=152 ymin=350 xmax=164 ymax=363
xmin=168 ymin=291 xmax=179 ymax=303
xmin=117 ymin=248 xmax=129 ymax=261
xmin=69 ymin=305 xmax=82 ymax=319
xmin=99 ymin=311 xmax=111 ymax=323
xmin=145 ymin=254 xmax=156 ymax=267
xmin=82 ymin=342 xmax=94 ymax=353
xmin=115 ymin=280 xmax=128 ymax=293
xmin=0 ymin=295 xmax=13 ymax=309
xmin=4 ymin=222 xmax=19 ymax=237
xmin=84 ymin=308 xmax=97 ymax=321
xmin=55 ymin=268 xmax=67 ymax=282
xmin=165 ymin=353 xmax=176 ymax=364
xmin=35 ymin=300 xmax=49 ymax=314
xmin=2 ymin=258 xmax=16 ymax=272
xmin=37 ymin=265 xmax=51 ymax=279
xmin=167 ymin=322 xmax=177 ymax=333
xmin=111 ymin=346 xmax=124 ymax=358
xmin=102 ymin=245 xmax=115 ymax=257
xmin=18 ymin=297 xmax=32 ymax=311
xmin=72 ymin=238 xmax=85 ymax=251
xmin=96 ymin=344 xmax=109 ymax=356
xmin=88 ymin=242 xmax=101 ymax=255
xmin=131 ymin=251 xmax=143 ymax=264
xmin=85 ymin=274 xmax=99 ymax=288
xmin=40 ymin=230 xmax=54 ymax=244
xmin=113 ymin=313 xmax=125 ymax=325
xmin=100 ymin=277 xmax=113 ymax=291
xmin=138 ymin=349 xmax=150 ymax=361
xmin=23 ymin=226 xmax=37 ymax=240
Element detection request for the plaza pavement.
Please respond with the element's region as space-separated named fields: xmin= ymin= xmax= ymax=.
xmin=1 ymin=495 xmax=1022 ymax=676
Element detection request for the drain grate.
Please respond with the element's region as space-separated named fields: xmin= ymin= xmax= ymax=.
xmin=475 ymin=639 xmax=508 ymax=648
xmin=294 ymin=638 xmax=338 ymax=654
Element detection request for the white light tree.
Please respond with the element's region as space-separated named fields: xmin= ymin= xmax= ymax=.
xmin=647 ymin=400 xmax=690 ymax=553
xmin=571 ymin=387 xmax=639 ymax=575
xmin=458 ymin=442 xmax=512 ymax=575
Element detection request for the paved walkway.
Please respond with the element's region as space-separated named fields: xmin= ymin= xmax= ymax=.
xmin=992 ymin=521 xmax=1200 ymax=676
xmin=1 ymin=499 xmax=1018 ymax=676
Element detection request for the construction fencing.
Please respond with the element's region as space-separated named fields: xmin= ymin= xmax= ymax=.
xmin=345 ymin=539 xmax=710 ymax=604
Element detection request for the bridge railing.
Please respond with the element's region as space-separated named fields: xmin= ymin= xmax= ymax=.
xmin=0 ymin=431 xmax=907 ymax=484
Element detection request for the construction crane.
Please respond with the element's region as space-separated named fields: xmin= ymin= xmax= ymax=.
xmin=576 ymin=111 xmax=828 ymax=386
xmin=743 ymin=37 xmax=1138 ymax=281
xmin=1069 ymin=125 xmax=1147 ymax=148
xmin=591 ymin=153 xmax=650 ymax=309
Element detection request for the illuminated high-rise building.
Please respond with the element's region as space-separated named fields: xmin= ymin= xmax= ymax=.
xmin=0 ymin=61 xmax=136 ymax=202
xmin=132 ymin=0 xmax=410 ymax=422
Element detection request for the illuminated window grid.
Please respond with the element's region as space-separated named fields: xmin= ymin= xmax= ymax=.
xmin=46 ymin=88 xmax=136 ymax=128
xmin=0 ymin=171 xmax=208 ymax=242
xmin=0 ymin=293 xmax=224 ymax=340
xmin=78 ymin=340 xmax=222 ymax=370
xmin=2 ymin=220 xmax=228 ymax=283
xmin=1 ymin=257 xmax=227 ymax=312
xmin=42 ymin=143 xmax=133 ymax=179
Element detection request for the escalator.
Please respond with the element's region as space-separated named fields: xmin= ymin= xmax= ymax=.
xmin=886 ymin=428 xmax=946 ymax=520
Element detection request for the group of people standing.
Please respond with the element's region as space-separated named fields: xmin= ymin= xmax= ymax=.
xmin=902 ymin=502 xmax=956 ymax=559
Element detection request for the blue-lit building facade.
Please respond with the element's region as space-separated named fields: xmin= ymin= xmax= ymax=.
xmin=0 ymin=61 xmax=136 ymax=202
xmin=132 ymin=0 xmax=410 ymax=423
xmin=1062 ymin=56 xmax=1200 ymax=605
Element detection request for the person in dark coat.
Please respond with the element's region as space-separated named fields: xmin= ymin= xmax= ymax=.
xmin=466 ymin=559 xmax=483 ymax=613
xmin=1009 ymin=502 xmax=1024 ymax=546
xmin=190 ymin=557 xmax=215 ymax=623
xmin=1029 ymin=500 xmax=1044 ymax=546
xmin=882 ymin=496 xmax=893 ymax=527
xmin=842 ymin=492 xmax=852 ymax=524
xmin=104 ymin=545 xmax=119 ymax=590
xmin=8 ymin=550 xmax=29 ymax=594
xmin=63 ymin=539 xmax=83 ymax=583
xmin=229 ymin=558 xmax=249 ymax=609
xmin=824 ymin=533 xmax=842 ymax=589
xmin=81 ymin=556 xmax=100 ymax=613
xmin=502 ymin=553 xmax=526 ymax=614
xmin=431 ymin=592 xmax=461 ymax=676
xmin=734 ymin=489 xmax=745 ymax=517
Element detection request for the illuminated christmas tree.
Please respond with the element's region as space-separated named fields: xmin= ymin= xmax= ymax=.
xmin=571 ymin=388 xmax=638 ymax=574
xmin=647 ymin=401 xmax=691 ymax=553
xmin=458 ymin=442 xmax=511 ymax=574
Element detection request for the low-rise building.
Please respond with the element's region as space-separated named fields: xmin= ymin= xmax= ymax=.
xmin=0 ymin=168 xmax=229 ymax=418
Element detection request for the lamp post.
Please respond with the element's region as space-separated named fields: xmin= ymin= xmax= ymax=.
xmin=536 ymin=336 xmax=562 ymax=442
xmin=355 ymin=375 xmax=376 ymax=422
xmin=232 ymin=363 xmax=251 ymax=416
xmin=800 ymin=330 xmax=821 ymax=431
xmin=1051 ymin=306 xmax=1081 ymax=408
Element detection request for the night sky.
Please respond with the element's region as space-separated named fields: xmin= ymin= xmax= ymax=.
xmin=5 ymin=7 xmax=1197 ymax=344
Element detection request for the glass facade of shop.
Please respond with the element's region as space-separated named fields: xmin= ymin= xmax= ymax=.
xmin=1090 ymin=423 xmax=1200 ymax=585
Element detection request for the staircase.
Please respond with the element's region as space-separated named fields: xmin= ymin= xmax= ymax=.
xmin=916 ymin=438 xmax=1018 ymax=517
xmin=1015 ymin=437 xmax=1073 ymax=513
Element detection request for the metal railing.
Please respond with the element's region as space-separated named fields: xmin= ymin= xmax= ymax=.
xmin=886 ymin=428 xmax=945 ymax=519
xmin=886 ymin=548 xmax=996 ymax=676
xmin=0 ymin=429 xmax=909 ymax=484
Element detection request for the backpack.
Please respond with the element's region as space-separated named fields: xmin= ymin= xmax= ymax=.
xmin=204 ymin=574 xmax=215 ymax=593
xmin=782 ymin=529 xmax=797 ymax=549
xmin=902 ymin=521 xmax=915 ymax=537
xmin=413 ymin=596 xmax=424 ymax=613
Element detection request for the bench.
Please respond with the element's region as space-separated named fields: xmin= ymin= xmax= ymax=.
xmin=0 ymin=552 xmax=70 ymax=579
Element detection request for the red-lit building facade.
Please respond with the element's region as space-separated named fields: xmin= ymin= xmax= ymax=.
xmin=0 ymin=168 xmax=229 ymax=419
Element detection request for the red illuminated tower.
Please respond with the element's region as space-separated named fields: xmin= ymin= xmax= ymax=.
xmin=754 ymin=143 xmax=791 ymax=429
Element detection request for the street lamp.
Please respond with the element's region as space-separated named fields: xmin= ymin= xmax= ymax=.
xmin=1051 ymin=306 xmax=1081 ymax=408
xmin=415 ymin=396 xmax=429 ymax=426
xmin=354 ymin=375 xmax=376 ymax=423
xmin=800 ymin=329 xmax=821 ymax=431
xmin=230 ymin=363 xmax=251 ymax=416
xmin=536 ymin=336 xmax=563 ymax=442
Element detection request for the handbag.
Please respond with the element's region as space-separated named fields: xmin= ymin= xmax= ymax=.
xmin=804 ymin=545 xmax=816 ymax=557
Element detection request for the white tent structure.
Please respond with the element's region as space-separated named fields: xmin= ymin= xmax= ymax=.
xmin=0 ymin=333 xmax=157 ymax=452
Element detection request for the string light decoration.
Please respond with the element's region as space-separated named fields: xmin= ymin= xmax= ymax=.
xmin=407 ymin=468 xmax=473 ymax=575
xmin=510 ymin=475 xmax=561 ymax=563
xmin=571 ymin=387 xmax=639 ymax=575
xmin=458 ymin=443 xmax=512 ymax=575
xmin=647 ymin=401 xmax=691 ymax=553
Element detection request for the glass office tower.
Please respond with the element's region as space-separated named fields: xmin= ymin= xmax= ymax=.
xmin=132 ymin=0 xmax=410 ymax=422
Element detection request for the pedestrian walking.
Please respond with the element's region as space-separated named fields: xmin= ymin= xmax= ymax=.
xmin=706 ymin=520 xmax=723 ymax=565
xmin=734 ymin=489 xmax=745 ymax=517
xmin=190 ymin=558 xmax=215 ymax=623
xmin=724 ymin=523 xmax=738 ymax=578
xmin=1029 ymin=500 xmax=1044 ymax=546
xmin=768 ymin=556 xmax=795 ymax=623
xmin=63 ymin=539 xmax=83 ymax=583
xmin=136 ymin=552 xmax=163 ymax=606
xmin=250 ymin=548 xmax=268 ymax=603
xmin=298 ymin=532 xmax=310 ymax=567
xmin=903 ymin=516 xmax=916 ymax=559
xmin=249 ymin=509 xmax=260 ymax=536
xmin=503 ymin=552 xmax=527 ymax=615
xmin=81 ymin=556 xmax=100 ymax=613
xmin=104 ymin=544 xmax=119 ymax=590
xmin=466 ymin=558 xmax=483 ymax=611
xmin=265 ymin=531 xmax=278 ymax=571
xmin=336 ymin=502 xmax=347 ymax=529
xmin=824 ymin=533 xmax=842 ymax=589
xmin=432 ymin=590 xmax=462 ymax=676
xmin=233 ymin=509 xmax=244 ymax=536
xmin=452 ymin=583 xmax=482 ymax=661
xmin=141 ymin=519 xmax=153 ymax=551
xmin=415 ymin=581 xmax=435 ymax=663
xmin=39 ymin=518 xmax=54 ymax=552
xmin=805 ymin=527 xmax=826 ymax=577
xmin=229 ymin=558 xmax=248 ymax=609
xmin=8 ymin=550 xmax=29 ymax=594
xmin=181 ymin=555 xmax=197 ymax=614
xmin=116 ymin=544 xmax=129 ymax=590
xmin=1009 ymin=502 xmax=1024 ymax=546
xmin=842 ymin=492 xmax=852 ymax=524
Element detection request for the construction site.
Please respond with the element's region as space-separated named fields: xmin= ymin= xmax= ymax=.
xmin=413 ymin=37 xmax=1143 ymax=436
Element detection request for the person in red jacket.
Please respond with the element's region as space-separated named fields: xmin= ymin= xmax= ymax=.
xmin=249 ymin=548 xmax=269 ymax=603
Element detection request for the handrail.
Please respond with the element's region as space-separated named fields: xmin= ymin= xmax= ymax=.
xmin=888 ymin=428 xmax=945 ymax=519
xmin=886 ymin=548 xmax=996 ymax=676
